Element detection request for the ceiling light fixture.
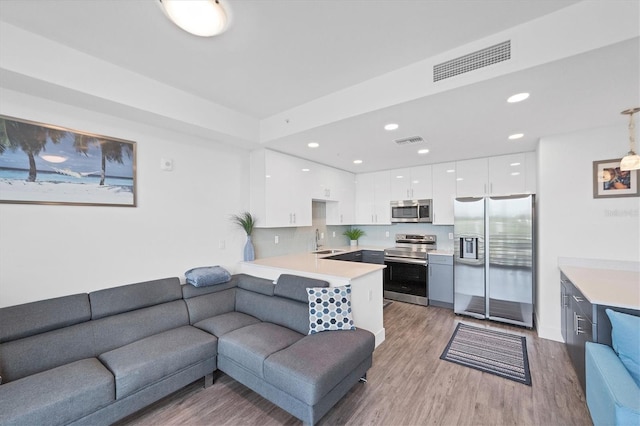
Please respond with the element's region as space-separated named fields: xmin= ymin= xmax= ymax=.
xmin=507 ymin=93 xmax=529 ymax=103
xmin=307 ymin=142 xmax=319 ymax=148
xmin=418 ymin=149 xmax=430 ymax=154
xmin=508 ymin=133 xmax=524 ymax=140
xmin=159 ymin=0 xmax=229 ymax=37
xmin=620 ymin=107 xmax=640 ymax=171
xmin=384 ymin=123 xmax=399 ymax=131
xmin=353 ymin=160 xmax=363 ymax=164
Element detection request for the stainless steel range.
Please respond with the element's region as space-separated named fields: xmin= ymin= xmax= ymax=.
xmin=383 ymin=234 xmax=437 ymax=306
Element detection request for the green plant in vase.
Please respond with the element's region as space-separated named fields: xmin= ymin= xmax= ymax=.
xmin=343 ymin=228 xmax=365 ymax=247
xmin=231 ymin=212 xmax=257 ymax=261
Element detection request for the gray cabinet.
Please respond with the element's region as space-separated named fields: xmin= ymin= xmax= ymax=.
xmin=326 ymin=250 xmax=383 ymax=264
xmin=560 ymin=272 xmax=640 ymax=392
xmin=428 ymin=254 xmax=453 ymax=309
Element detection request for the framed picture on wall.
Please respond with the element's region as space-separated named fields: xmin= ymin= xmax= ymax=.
xmin=0 ymin=115 xmax=136 ymax=207
xmin=592 ymin=158 xmax=639 ymax=198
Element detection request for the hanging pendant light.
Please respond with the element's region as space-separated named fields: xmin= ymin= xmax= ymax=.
xmin=159 ymin=0 xmax=228 ymax=37
xmin=620 ymin=107 xmax=640 ymax=171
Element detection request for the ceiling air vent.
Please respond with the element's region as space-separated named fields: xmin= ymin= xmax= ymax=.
xmin=394 ymin=136 xmax=424 ymax=145
xmin=433 ymin=40 xmax=511 ymax=82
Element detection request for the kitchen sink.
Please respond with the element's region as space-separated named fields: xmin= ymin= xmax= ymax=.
xmin=312 ymin=249 xmax=345 ymax=255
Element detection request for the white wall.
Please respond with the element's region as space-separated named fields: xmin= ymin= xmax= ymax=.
xmin=536 ymin=125 xmax=640 ymax=341
xmin=0 ymin=89 xmax=250 ymax=307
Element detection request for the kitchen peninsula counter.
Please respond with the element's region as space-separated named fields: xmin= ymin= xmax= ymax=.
xmin=558 ymin=258 xmax=640 ymax=310
xmin=238 ymin=248 xmax=386 ymax=347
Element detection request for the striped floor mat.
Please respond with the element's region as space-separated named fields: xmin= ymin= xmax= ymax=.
xmin=440 ymin=323 xmax=531 ymax=385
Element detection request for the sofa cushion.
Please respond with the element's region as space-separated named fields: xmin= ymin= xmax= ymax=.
xmin=218 ymin=322 xmax=303 ymax=378
xmin=0 ymin=293 xmax=90 ymax=343
xmin=194 ymin=311 xmax=261 ymax=337
xmin=606 ymin=308 xmax=640 ymax=386
xmin=236 ymin=288 xmax=311 ymax=335
xmin=89 ymin=277 xmax=182 ymax=320
xmin=274 ymin=274 xmax=329 ymax=302
xmin=307 ymin=285 xmax=355 ymax=334
xmin=185 ymin=266 xmax=232 ymax=287
xmin=0 ymin=321 xmax=96 ymax=383
xmin=263 ymin=328 xmax=375 ymax=405
xmin=98 ymin=325 xmax=217 ymax=399
xmin=236 ymin=274 xmax=276 ymax=295
xmin=184 ymin=287 xmax=236 ymax=325
xmin=0 ymin=358 xmax=114 ymax=426
xmin=91 ymin=300 xmax=189 ymax=355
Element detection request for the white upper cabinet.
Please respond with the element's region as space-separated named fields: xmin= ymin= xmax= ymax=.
xmin=455 ymin=153 xmax=536 ymax=197
xmin=488 ymin=153 xmax=527 ymax=196
xmin=390 ymin=165 xmax=433 ymax=200
xmin=355 ymin=170 xmax=391 ymax=225
xmin=455 ymin=158 xmax=489 ymax=197
xmin=431 ymin=162 xmax=457 ymax=225
xmin=250 ymin=150 xmax=312 ymax=228
xmin=326 ymin=169 xmax=356 ymax=225
xmin=251 ymin=149 xmax=355 ymax=228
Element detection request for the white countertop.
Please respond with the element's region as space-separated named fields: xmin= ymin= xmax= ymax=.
xmin=429 ymin=250 xmax=454 ymax=256
xmin=559 ymin=264 xmax=640 ymax=310
xmin=241 ymin=247 xmax=386 ymax=280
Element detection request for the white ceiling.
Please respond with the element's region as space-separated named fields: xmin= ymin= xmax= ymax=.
xmin=1 ymin=0 xmax=638 ymax=173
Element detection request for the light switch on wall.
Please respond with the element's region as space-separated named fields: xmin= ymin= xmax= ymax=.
xmin=449 ymin=233 xmax=454 ymax=240
xmin=275 ymin=235 xmax=279 ymax=244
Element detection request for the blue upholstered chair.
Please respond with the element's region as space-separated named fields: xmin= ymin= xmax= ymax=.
xmin=586 ymin=309 xmax=640 ymax=426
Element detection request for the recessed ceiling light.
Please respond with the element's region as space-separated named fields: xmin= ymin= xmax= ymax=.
xmin=507 ymin=93 xmax=530 ymax=103
xmin=301 ymin=168 xmax=310 ymax=172
xmin=456 ymin=177 xmax=463 ymax=181
xmin=353 ymin=160 xmax=363 ymax=164
xmin=418 ymin=149 xmax=430 ymax=154
xmin=384 ymin=123 xmax=399 ymax=131
xmin=509 ymin=133 xmax=524 ymax=140
xmin=510 ymin=162 xmax=521 ymax=167
xmin=396 ymin=175 xmax=404 ymax=179
xmin=511 ymin=172 xmax=521 ymax=176
xmin=307 ymin=142 xmax=319 ymax=148
xmin=446 ymin=169 xmax=455 ymax=173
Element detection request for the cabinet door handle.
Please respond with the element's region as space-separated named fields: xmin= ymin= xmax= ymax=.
xmin=293 ymin=213 xmax=296 ymax=224
xmin=289 ymin=213 xmax=292 ymax=224
xmin=574 ymin=312 xmax=586 ymax=335
xmin=340 ymin=214 xmax=343 ymax=223
xmin=572 ymin=295 xmax=584 ymax=303
xmin=490 ymin=183 xmax=493 ymax=194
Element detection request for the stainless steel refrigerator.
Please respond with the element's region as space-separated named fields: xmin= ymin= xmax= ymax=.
xmin=453 ymin=195 xmax=535 ymax=328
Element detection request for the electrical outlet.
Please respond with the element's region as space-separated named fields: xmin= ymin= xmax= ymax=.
xmin=385 ymin=231 xmax=390 ymax=238
xmin=449 ymin=233 xmax=454 ymax=240
xmin=332 ymin=231 xmax=335 ymax=238
xmin=320 ymin=232 xmax=324 ymax=239
xmin=274 ymin=235 xmax=279 ymax=244
xmin=368 ymin=289 xmax=373 ymax=301
xmin=219 ymin=240 xmax=225 ymax=249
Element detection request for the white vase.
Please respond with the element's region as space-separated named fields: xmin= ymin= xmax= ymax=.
xmin=350 ymin=239 xmax=358 ymax=247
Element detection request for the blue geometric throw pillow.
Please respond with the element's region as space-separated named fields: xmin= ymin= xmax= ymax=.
xmin=307 ymin=285 xmax=355 ymax=334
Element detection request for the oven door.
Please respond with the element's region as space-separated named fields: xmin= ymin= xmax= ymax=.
xmin=383 ymin=257 xmax=428 ymax=306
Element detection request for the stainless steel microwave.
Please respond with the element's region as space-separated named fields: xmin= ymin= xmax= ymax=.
xmin=390 ymin=199 xmax=432 ymax=223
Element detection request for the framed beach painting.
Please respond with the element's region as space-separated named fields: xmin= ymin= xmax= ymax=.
xmin=0 ymin=115 xmax=136 ymax=207
xmin=592 ymin=158 xmax=639 ymax=198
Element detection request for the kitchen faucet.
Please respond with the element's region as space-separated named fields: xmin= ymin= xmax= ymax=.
xmin=315 ymin=228 xmax=322 ymax=251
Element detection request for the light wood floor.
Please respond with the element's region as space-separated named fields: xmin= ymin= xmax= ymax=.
xmin=117 ymin=302 xmax=593 ymax=426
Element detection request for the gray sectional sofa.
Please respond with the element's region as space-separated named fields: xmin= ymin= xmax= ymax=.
xmin=0 ymin=273 xmax=375 ymax=425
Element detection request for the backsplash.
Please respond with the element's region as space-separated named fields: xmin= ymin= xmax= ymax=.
xmin=356 ymin=223 xmax=454 ymax=251
xmin=252 ymin=202 xmax=350 ymax=258
xmin=253 ymin=200 xmax=454 ymax=258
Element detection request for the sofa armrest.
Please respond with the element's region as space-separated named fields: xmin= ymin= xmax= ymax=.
xmin=586 ymin=342 xmax=640 ymax=426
